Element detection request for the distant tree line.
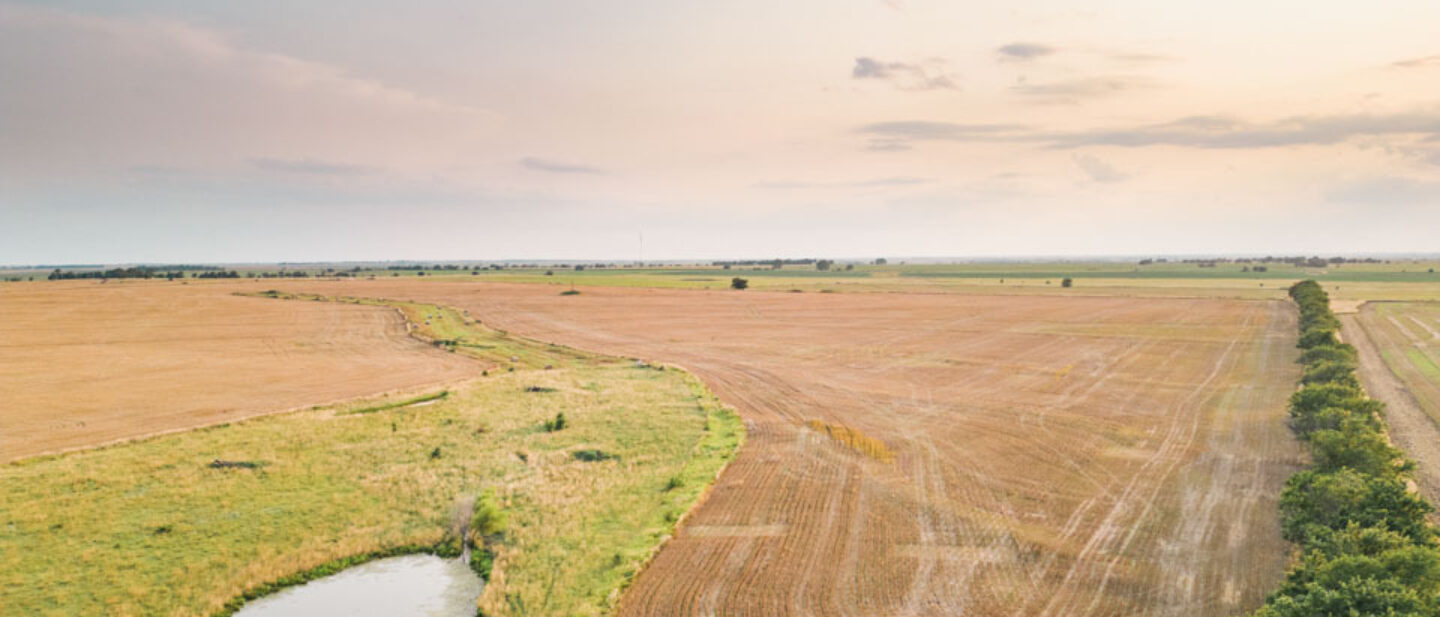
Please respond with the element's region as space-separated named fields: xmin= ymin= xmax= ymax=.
xmin=1249 ymin=280 xmax=1440 ymax=616
xmin=48 ymin=267 xmax=186 ymax=280
xmin=1139 ymin=256 xmax=1390 ymax=267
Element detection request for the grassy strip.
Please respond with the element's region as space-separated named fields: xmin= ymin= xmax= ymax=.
xmin=242 ymin=290 xmax=590 ymax=370
xmin=1249 ymin=280 xmax=1440 ymax=616
xmin=343 ymin=390 xmax=449 ymax=415
xmin=0 ymin=297 xmax=743 ymax=617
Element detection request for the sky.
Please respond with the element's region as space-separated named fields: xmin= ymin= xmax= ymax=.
xmin=2 ymin=0 xmax=1439 ymax=264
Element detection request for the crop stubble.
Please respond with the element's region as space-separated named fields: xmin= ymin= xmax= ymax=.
xmin=0 ymin=281 xmax=475 ymax=461
xmin=262 ymin=280 xmax=1303 ymax=617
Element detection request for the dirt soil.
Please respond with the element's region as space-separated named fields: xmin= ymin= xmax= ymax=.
xmin=0 ymin=281 xmax=476 ymax=461
xmin=263 ymin=279 xmax=1304 ymax=617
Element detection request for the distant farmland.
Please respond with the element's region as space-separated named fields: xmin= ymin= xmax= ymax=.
xmin=267 ymin=279 xmax=1306 ymax=616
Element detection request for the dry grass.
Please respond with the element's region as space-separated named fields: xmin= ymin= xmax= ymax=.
xmin=805 ymin=419 xmax=895 ymax=463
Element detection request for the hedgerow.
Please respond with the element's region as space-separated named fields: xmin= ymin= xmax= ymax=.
xmin=1251 ymin=280 xmax=1440 ymax=616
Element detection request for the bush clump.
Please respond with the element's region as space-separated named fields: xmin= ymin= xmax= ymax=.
xmin=543 ymin=412 xmax=566 ymax=432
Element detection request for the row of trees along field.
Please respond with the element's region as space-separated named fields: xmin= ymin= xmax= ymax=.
xmin=46 ymin=267 xmax=238 ymax=280
xmin=1251 ymin=280 xmax=1440 ymax=616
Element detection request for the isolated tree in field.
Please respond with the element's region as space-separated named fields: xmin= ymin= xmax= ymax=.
xmin=816 ymin=259 xmax=833 ymax=271
xmin=731 ymin=277 xmax=749 ymax=290
xmin=873 ymin=258 xmax=888 ymax=265
xmin=1061 ymin=278 xmax=1073 ymax=288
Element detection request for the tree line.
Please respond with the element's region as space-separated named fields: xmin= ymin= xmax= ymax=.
xmin=1250 ymin=280 xmax=1440 ymax=616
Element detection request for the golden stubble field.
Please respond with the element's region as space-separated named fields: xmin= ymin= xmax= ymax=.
xmin=0 ymin=281 xmax=475 ymax=461
xmin=259 ymin=279 xmax=1305 ymax=617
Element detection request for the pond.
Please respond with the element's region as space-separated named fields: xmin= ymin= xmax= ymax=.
xmin=233 ymin=554 xmax=482 ymax=617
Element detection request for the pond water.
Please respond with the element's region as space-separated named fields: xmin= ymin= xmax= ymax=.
xmin=233 ymin=554 xmax=482 ymax=617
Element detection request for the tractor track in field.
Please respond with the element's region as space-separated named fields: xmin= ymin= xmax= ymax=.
xmin=261 ymin=279 xmax=1302 ymax=617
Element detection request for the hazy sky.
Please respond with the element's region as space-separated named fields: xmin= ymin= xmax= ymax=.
xmin=3 ymin=1 xmax=1439 ymax=264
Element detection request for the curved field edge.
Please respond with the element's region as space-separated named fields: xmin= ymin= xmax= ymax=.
xmin=0 ymin=296 xmax=744 ymax=617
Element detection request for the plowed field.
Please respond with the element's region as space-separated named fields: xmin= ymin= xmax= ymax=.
xmin=264 ymin=280 xmax=1303 ymax=617
xmin=0 ymin=281 xmax=475 ymax=461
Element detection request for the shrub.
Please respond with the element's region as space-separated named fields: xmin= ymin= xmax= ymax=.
xmin=1309 ymin=416 xmax=1411 ymax=477
xmin=572 ymin=449 xmax=617 ymax=462
xmin=1302 ymin=361 xmax=1362 ymax=389
xmin=730 ymin=277 xmax=748 ymax=290
xmin=1279 ymin=469 xmax=1432 ymax=547
xmin=1300 ymin=327 xmax=1340 ymax=349
xmin=1300 ymin=344 xmax=1359 ymax=367
xmin=1061 ymin=277 xmax=1073 ymax=288
xmin=471 ymin=489 xmax=508 ymax=538
xmin=543 ymin=412 xmax=566 ymax=432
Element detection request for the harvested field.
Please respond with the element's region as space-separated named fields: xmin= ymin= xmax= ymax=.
xmin=0 ymin=281 xmax=475 ymax=461
xmin=1346 ymin=302 xmax=1440 ymax=506
xmin=266 ymin=280 xmax=1305 ymax=617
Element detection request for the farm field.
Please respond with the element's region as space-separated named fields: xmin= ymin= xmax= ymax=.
xmin=0 ymin=281 xmax=478 ymax=461
xmin=265 ymin=279 xmax=1306 ymax=616
xmin=196 ymin=260 xmax=1440 ymax=302
xmin=0 ymin=295 xmax=743 ymax=616
xmin=1344 ymin=302 xmax=1440 ymax=505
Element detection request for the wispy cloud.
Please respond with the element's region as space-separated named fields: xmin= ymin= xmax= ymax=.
xmin=858 ymin=109 xmax=1440 ymax=150
xmin=1010 ymin=75 xmax=1160 ymax=103
xmin=996 ymin=43 xmax=1055 ymax=61
xmin=251 ymin=157 xmax=379 ymax=175
xmin=755 ymin=176 xmax=931 ymax=189
xmin=520 ymin=157 xmax=605 ymax=174
xmin=1393 ymin=55 xmax=1440 ymax=68
xmin=851 ymin=57 xmax=957 ymax=91
xmin=1071 ymin=154 xmax=1128 ymax=183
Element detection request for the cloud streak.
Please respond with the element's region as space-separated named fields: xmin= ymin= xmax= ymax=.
xmin=1011 ymin=75 xmax=1160 ymax=103
xmin=755 ymin=176 xmax=931 ymax=189
xmin=858 ymin=109 xmax=1440 ymax=150
xmin=251 ymin=157 xmax=380 ymax=175
xmin=997 ymin=43 xmax=1055 ymax=61
xmin=520 ymin=157 xmax=605 ymax=174
xmin=1393 ymin=55 xmax=1440 ymax=68
xmin=1071 ymin=154 xmax=1128 ymax=183
xmin=852 ymin=57 xmax=957 ymax=91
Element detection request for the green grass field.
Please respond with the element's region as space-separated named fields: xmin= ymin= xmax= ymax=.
xmin=0 ymin=298 xmax=742 ymax=617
